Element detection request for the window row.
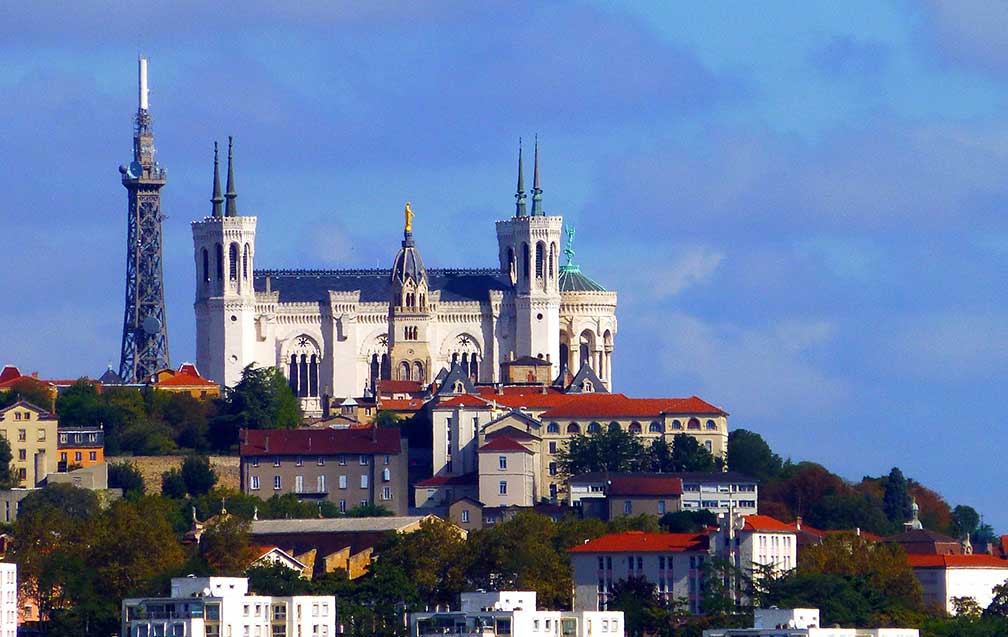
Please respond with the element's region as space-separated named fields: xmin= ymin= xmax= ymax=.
xmin=545 ymin=418 xmax=720 ymax=435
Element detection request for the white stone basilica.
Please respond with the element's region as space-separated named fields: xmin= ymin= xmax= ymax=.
xmin=192 ymin=140 xmax=617 ymax=415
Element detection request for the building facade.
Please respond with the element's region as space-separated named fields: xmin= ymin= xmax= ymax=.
xmin=0 ymin=563 xmax=15 ymax=637
xmin=239 ymin=427 xmax=409 ymax=515
xmin=569 ymin=531 xmax=711 ymax=614
xmin=0 ymin=402 xmax=57 ymax=487
xmin=410 ymin=590 xmax=625 ymax=637
xmin=122 ymin=576 xmax=335 ymax=637
xmin=908 ymin=554 xmax=1008 ymax=614
xmin=569 ymin=472 xmax=758 ymax=518
xmin=57 ymin=426 xmax=104 ymax=471
xmin=192 ymin=142 xmax=617 ymax=415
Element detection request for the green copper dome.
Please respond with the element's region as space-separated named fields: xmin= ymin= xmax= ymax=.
xmin=559 ymin=264 xmax=605 ymax=292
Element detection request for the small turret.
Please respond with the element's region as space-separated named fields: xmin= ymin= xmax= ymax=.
xmin=224 ymin=136 xmax=238 ymax=217
xmin=530 ymin=135 xmax=543 ymax=216
xmin=211 ymin=142 xmax=223 ymax=218
xmin=515 ymin=138 xmax=527 ymax=217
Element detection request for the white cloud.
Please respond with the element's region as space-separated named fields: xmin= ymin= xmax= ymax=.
xmin=880 ymin=312 xmax=1008 ymax=380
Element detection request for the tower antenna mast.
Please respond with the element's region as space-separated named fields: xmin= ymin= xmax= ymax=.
xmin=117 ymin=56 xmax=170 ymax=382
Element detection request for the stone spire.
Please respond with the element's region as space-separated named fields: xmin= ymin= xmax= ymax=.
xmin=211 ymin=141 xmax=224 ymax=218
xmin=224 ymin=136 xmax=238 ymax=217
xmin=530 ymin=135 xmax=543 ymax=216
xmin=515 ymin=138 xmax=527 ymax=217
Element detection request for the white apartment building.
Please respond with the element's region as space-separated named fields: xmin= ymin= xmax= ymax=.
xmin=410 ymin=591 xmax=624 ymax=637
xmin=0 ymin=563 xmax=16 ymax=637
xmin=703 ymin=608 xmax=918 ymax=637
xmin=122 ymin=576 xmax=335 ymax=637
xmin=568 ymin=472 xmax=758 ymax=518
xmin=713 ymin=514 xmax=797 ymax=577
xmin=908 ymin=554 xmax=1008 ymax=614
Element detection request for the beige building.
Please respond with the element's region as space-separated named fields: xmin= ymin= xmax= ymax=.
xmin=478 ymin=436 xmax=535 ymax=507
xmin=0 ymin=402 xmax=57 ymax=487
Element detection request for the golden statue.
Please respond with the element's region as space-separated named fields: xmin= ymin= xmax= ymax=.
xmin=404 ymin=201 xmax=414 ymax=233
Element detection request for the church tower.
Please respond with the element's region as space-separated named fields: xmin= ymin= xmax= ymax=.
xmin=496 ymin=138 xmax=563 ymax=376
xmin=192 ymin=137 xmax=258 ymax=388
xmin=118 ymin=57 xmax=170 ymax=383
xmin=388 ymin=203 xmax=434 ymax=384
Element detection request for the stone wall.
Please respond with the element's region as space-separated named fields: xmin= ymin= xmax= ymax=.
xmin=108 ymin=455 xmax=240 ymax=494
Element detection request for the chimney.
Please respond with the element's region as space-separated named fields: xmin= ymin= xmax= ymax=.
xmin=795 ymin=515 xmax=802 ymax=531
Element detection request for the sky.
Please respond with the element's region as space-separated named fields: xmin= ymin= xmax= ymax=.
xmin=1 ymin=1 xmax=1006 ymax=528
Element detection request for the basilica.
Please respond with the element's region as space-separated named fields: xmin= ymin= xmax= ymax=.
xmin=192 ymin=140 xmax=617 ymax=415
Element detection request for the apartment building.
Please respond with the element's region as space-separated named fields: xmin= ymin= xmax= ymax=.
xmin=0 ymin=402 xmax=57 ymax=487
xmin=122 ymin=576 xmax=334 ymax=637
xmin=240 ymin=427 xmax=409 ymax=516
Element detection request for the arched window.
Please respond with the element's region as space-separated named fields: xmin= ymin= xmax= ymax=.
xmin=370 ymin=354 xmax=380 ymax=391
xmin=242 ymin=243 xmax=250 ymax=279
xmin=399 ymin=361 xmax=411 ymax=381
xmin=309 ymin=354 xmax=319 ymax=397
xmin=649 ymin=421 xmax=664 ymax=433
xmin=215 ymin=243 xmax=223 ymax=280
xmin=288 ymin=355 xmax=298 ymax=393
xmin=522 ymin=243 xmax=530 ymax=281
xmin=628 ymin=422 xmax=642 ymax=433
xmin=549 ymin=242 xmax=557 ymax=279
xmin=547 ymin=422 xmax=560 ymax=434
xmin=581 ymin=380 xmax=593 ymax=392
xmin=567 ymin=423 xmax=581 ymax=434
xmin=298 ymin=354 xmax=309 ymax=397
xmin=687 ymin=418 xmax=701 ymax=430
xmin=229 ymin=243 xmax=239 ymax=281
xmin=608 ymin=422 xmax=621 ymax=432
xmin=468 ymin=355 xmax=479 ymax=381
xmin=419 ymin=293 xmax=426 ymax=310
xmin=507 ymin=247 xmax=516 ymax=283
xmin=380 ymin=354 xmax=390 ymax=380
xmin=587 ymin=422 xmax=601 ymax=433
xmin=672 ymin=419 xmax=682 ymax=430
xmin=414 ymin=361 xmax=424 ymax=383
xmin=201 ymin=249 xmax=209 ymax=284
xmin=453 ymin=381 xmax=464 ymax=393
xmin=535 ymin=242 xmax=545 ymax=278
xmin=706 ymin=419 xmax=717 ymax=430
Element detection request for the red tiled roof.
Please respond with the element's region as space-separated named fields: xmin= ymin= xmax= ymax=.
xmin=436 ymin=394 xmax=490 ymax=408
xmin=155 ymin=372 xmax=218 ymax=387
xmin=377 ymin=379 xmax=423 ymax=394
xmin=415 ymin=472 xmax=479 ymax=487
xmin=608 ymin=475 xmax=683 ymax=496
xmin=378 ymin=398 xmax=424 ymax=411
xmin=569 ymin=531 xmax=709 ymax=554
xmin=475 ymin=387 xmax=573 ymax=410
xmin=741 ymin=514 xmax=795 ymax=532
xmin=240 ymin=427 xmax=401 ymax=456
xmin=0 ymin=366 xmax=21 ymax=384
xmin=540 ymin=394 xmax=727 ymax=418
xmin=908 ymin=554 xmax=1008 ymax=569
xmin=0 ymin=374 xmax=53 ymax=391
xmin=478 ymin=437 xmax=532 ymax=453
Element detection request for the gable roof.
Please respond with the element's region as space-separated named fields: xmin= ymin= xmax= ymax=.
xmin=478 ymin=437 xmax=532 ymax=454
xmin=564 ymin=364 xmax=609 ymax=394
xmin=740 ymin=514 xmax=795 ymax=533
xmin=540 ymin=393 xmax=727 ymax=419
xmin=377 ymin=379 xmax=424 ymax=395
xmin=484 ymin=424 xmax=540 ymax=441
xmin=434 ymin=363 xmax=478 ymax=397
xmin=154 ymin=371 xmax=217 ymax=387
xmin=240 ymin=427 xmax=402 ymax=456
xmin=415 ymin=472 xmax=479 ymax=487
xmin=569 ymin=531 xmax=709 ymax=554
xmin=608 ymin=475 xmax=683 ymax=497
xmin=0 ymin=401 xmax=55 ymax=419
xmin=434 ymin=394 xmax=490 ymax=409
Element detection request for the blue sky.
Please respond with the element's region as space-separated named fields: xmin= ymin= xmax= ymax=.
xmin=1 ymin=2 xmax=1006 ymax=528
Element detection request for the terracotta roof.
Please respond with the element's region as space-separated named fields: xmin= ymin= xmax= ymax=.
xmin=0 ymin=374 xmax=53 ymax=391
xmin=378 ymin=398 xmax=424 ymax=411
xmin=155 ymin=371 xmax=217 ymax=387
xmin=377 ymin=379 xmax=424 ymax=394
xmin=240 ymin=427 xmax=402 ymax=456
xmin=475 ymin=387 xmax=574 ymax=410
xmin=540 ymin=394 xmax=727 ymax=418
xmin=0 ymin=366 xmax=21 ymax=384
xmin=608 ymin=475 xmax=683 ymax=496
xmin=415 ymin=472 xmax=479 ymax=487
xmin=569 ymin=531 xmax=709 ymax=554
xmin=436 ymin=394 xmax=490 ymax=408
xmin=478 ymin=437 xmax=532 ymax=453
xmin=741 ymin=514 xmax=795 ymax=533
xmin=908 ymin=554 xmax=1008 ymax=568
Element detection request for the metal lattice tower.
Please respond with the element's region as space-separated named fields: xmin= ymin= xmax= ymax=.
xmin=118 ymin=57 xmax=170 ymax=383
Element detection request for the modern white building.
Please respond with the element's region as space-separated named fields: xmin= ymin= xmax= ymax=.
xmin=410 ymin=591 xmax=624 ymax=637
xmin=121 ymin=576 xmax=335 ymax=637
xmin=713 ymin=514 xmax=797 ymax=578
xmin=703 ymin=608 xmax=918 ymax=637
xmin=0 ymin=563 xmax=16 ymax=637
xmin=908 ymin=554 xmax=1008 ymax=614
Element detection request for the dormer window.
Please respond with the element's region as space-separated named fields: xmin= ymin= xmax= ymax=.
xmin=453 ymin=381 xmax=464 ymax=393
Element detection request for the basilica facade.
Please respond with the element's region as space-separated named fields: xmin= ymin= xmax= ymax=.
xmin=192 ymin=141 xmax=617 ymax=415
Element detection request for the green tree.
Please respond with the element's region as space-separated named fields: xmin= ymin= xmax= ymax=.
xmin=608 ymin=576 xmax=673 ymax=637
xmin=0 ymin=436 xmax=15 ymax=488
xmin=246 ymin=563 xmax=312 ymax=595
xmin=200 ymin=515 xmax=255 ymax=575
xmin=209 ymin=365 xmax=301 ymax=450
xmin=181 ymin=456 xmax=218 ymax=496
xmin=659 ymin=510 xmax=718 ymax=533
xmin=108 ymin=461 xmax=146 ymax=499
xmin=54 ymin=380 xmax=102 ymax=426
xmin=951 ymin=505 xmax=983 ymax=541
xmin=161 ymin=468 xmax=187 ymax=499
xmin=668 ymin=433 xmax=719 ymax=472
xmin=556 ymin=426 xmax=645 ymax=477
xmin=726 ymin=429 xmax=783 ymax=481
xmin=882 ymin=467 xmax=913 ymax=526
xmin=984 ymin=579 xmax=1008 ymax=617
xmin=373 ymin=410 xmax=401 ymax=428
xmin=806 ymin=493 xmax=891 ymax=535
xmin=377 ymin=516 xmax=469 ymax=608
xmin=1 ymin=378 xmax=55 ymax=412
xmin=19 ymin=483 xmax=100 ymax=520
